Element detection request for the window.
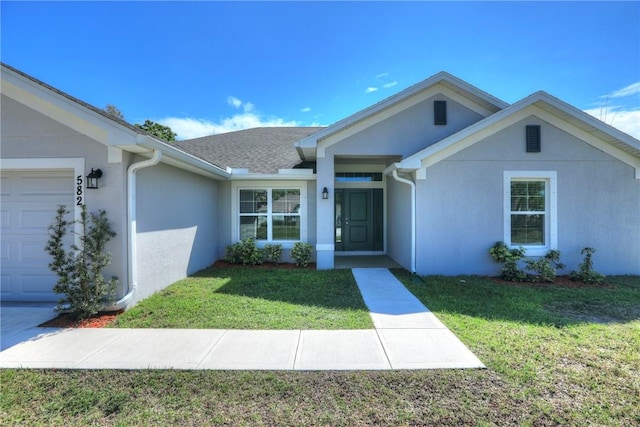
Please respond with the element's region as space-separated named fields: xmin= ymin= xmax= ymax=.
xmin=504 ymin=171 xmax=557 ymax=255
xmin=335 ymin=172 xmax=383 ymax=182
xmin=526 ymin=125 xmax=541 ymax=152
xmin=238 ymin=187 xmax=302 ymax=242
xmin=510 ymin=180 xmax=546 ymax=245
xmin=434 ymin=100 xmax=447 ymax=125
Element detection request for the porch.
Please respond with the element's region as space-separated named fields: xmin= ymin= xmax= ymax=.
xmin=334 ymin=255 xmax=401 ymax=269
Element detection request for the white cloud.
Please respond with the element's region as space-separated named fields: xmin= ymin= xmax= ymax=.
xmin=301 ymin=107 xmax=311 ymax=113
xmin=584 ymin=106 xmax=640 ymax=139
xmin=376 ymin=72 xmax=389 ymax=79
xmin=227 ymin=96 xmax=254 ymax=112
xmin=383 ymin=81 xmax=398 ymax=89
xmin=606 ymin=82 xmax=640 ymax=99
xmin=584 ymin=81 xmax=640 ymax=139
xmin=365 ymin=86 xmax=379 ymax=94
xmin=159 ymin=113 xmax=304 ymax=140
xmin=227 ymin=96 xmax=242 ymax=109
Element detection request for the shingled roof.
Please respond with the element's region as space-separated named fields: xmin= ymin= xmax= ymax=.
xmin=174 ymin=127 xmax=324 ymax=173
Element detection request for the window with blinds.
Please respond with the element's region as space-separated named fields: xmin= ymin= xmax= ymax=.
xmin=510 ymin=180 xmax=546 ymax=245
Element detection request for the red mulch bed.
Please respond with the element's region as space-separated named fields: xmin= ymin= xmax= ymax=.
xmin=212 ymin=260 xmax=316 ymax=269
xmin=488 ymin=275 xmax=614 ymax=289
xmin=39 ymin=310 xmax=123 ymax=329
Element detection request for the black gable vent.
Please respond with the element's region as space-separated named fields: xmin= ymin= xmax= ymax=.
xmin=526 ymin=125 xmax=541 ymax=152
xmin=434 ymin=100 xmax=447 ymax=125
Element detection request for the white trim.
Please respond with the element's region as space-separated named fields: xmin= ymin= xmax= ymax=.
xmin=503 ymin=171 xmax=557 ymax=256
xmin=0 ymin=157 xmax=85 ymax=243
xmin=401 ymin=92 xmax=640 ymax=174
xmin=230 ymin=173 xmax=316 ymax=181
xmin=296 ymin=71 xmax=507 ymax=150
xmin=231 ymin=180 xmax=308 ymax=247
xmin=316 ymin=85 xmax=498 ymax=154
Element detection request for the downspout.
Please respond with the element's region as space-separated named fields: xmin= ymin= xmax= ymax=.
xmin=391 ymin=169 xmax=417 ymax=274
xmin=105 ymin=149 xmax=162 ymax=311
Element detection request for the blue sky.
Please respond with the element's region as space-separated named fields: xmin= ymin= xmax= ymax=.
xmin=2 ymin=1 xmax=639 ymax=140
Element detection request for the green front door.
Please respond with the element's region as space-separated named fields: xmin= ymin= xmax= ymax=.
xmin=335 ymin=189 xmax=383 ymax=251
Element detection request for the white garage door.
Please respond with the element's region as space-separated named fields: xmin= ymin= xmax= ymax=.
xmin=1 ymin=170 xmax=74 ymax=301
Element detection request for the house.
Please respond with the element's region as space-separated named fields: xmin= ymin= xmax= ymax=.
xmin=1 ymin=63 xmax=639 ymax=307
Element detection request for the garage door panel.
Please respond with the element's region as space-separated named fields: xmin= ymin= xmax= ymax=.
xmin=1 ymin=240 xmax=10 ymax=261
xmin=21 ymin=274 xmax=58 ymax=295
xmin=20 ymin=240 xmax=51 ymax=264
xmin=20 ymin=207 xmax=61 ymax=231
xmin=1 ymin=274 xmax=12 ymax=296
xmin=20 ymin=174 xmax=73 ymax=196
xmin=0 ymin=169 xmax=73 ymax=302
xmin=0 ymin=176 xmax=9 ymax=196
xmin=1 ymin=209 xmax=9 ymax=229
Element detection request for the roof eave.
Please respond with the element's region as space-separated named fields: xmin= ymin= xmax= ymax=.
xmin=400 ymin=91 xmax=640 ymax=176
xmin=296 ymin=71 xmax=509 ymax=149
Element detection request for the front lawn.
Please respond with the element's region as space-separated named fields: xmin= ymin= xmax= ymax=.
xmin=2 ymin=273 xmax=638 ymax=425
xmin=111 ymin=266 xmax=373 ymax=330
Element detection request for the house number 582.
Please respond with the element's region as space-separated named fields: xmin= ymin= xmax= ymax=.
xmin=76 ymin=175 xmax=84 ymax=206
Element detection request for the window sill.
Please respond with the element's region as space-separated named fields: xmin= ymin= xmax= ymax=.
xmin=511 ymin=245 xmax=551 ymax=257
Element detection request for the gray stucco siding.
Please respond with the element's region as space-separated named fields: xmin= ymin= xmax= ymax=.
xmin=217 ymin=179 xmax=317 ymax=265
xmin=1 ymin=95 xmax=129 ymax=295
xmin=327 ymin=95 xmax=484 ymax=158
xmin=134 ymin=161 xmax=219 ymax=303
xmin=415 ymin=117 xmax=640 ymax=275
xmin=386 ymin=177 xmax=413 ymax=271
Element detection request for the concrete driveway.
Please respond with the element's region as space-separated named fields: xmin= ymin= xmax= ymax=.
xmin=1 ymin=303 xmax=58 ymax=351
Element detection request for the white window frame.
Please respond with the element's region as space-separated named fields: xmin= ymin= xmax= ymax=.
xmin=503 ymin=171 xmax=557 ymax=256
xmin=231 ymin=181 xmax=307 ymax=248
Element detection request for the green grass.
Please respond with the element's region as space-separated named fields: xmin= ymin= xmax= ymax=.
xmin=2 ymin=273 xmax=638 ymax=426
xmin=111 ymin=266 xmax=373 ymax=330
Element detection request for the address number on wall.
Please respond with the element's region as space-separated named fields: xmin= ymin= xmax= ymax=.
xmin=76 ymin=175 xmax=85 ymax=206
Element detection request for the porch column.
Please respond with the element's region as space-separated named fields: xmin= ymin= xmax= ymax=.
xmin=315 ymin=154 xmax=334 ymax=269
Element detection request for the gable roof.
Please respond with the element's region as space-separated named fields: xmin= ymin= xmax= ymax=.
xmin=295 ymin=71 xmax=509 ymax=160
xmin=175 ymin=127 xmax=324 ymax=174
xmin=399 ymin=91 xmax=640 ymax=178
xmin=1 ymin=62 xmax=229 ymax=179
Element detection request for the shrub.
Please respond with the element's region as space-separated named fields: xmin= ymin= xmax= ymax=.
xmin=291 ymin=242 xmax=313 ymax=268
xmin=570 ymin=247 xmax=605 ymax=284
xmin=44 ymin=205 xmax=118 ymax=319
xmin=264 ymin=244 xmax=283 ymax=264
xmin=489 ymin=241 xmax=527 ymax=282
xmin=224 ymin=242 xmax=241 ymax=264
xmin=224 ymin=238 xmax=263 ymax=265
xmin=524 ymin=250 xmax=565 ymax=283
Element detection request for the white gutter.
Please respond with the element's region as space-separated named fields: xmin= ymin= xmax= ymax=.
xmin=105 ymin=149 xmax=162 ymax=310
xmin=390 ymin=168 xmax=417 ymax=274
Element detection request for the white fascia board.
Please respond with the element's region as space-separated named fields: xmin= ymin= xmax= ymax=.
xmin=230 ymin=172 xmax=316 ymax=181
xmin=319 ymin=85 xmax=499 ymax=153
xmin=382 ymin=163 xmax=402 ymax=175
xmin=530 ymin=106 xmax=640 ymax=178
xmin=1 ymin=67 xmax=138 ymax=146
xmin=401 ymin=91 xmax=640 ymax=176
xmin=134 ymin=136 xmax=230 ymax=180
xmin=295 ymin=72 xmax=508 ymax=150
xmin=538 ymin=91 xmax=640 ymax=150
xmin=2 ymin=76 xmax=110 ymax=144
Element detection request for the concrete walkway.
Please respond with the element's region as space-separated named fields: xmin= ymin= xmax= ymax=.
xmin=0 ymin=269 xmax=484 ymax=370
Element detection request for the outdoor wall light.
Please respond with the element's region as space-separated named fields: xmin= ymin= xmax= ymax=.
xmin=322 ymin=187 xmax=329 ymax=200
xmin=86 ymin=168 xmax=103 ymax=189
